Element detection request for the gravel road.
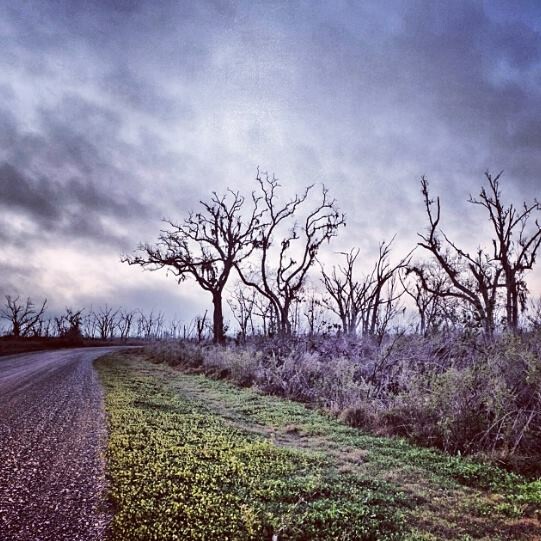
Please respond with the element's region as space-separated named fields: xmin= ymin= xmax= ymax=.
xmin=0 ymin=348 xmax=119 ymax=541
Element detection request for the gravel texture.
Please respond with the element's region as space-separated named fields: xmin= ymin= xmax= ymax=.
xmin=0 ymin=348 xmax=118 ymax=541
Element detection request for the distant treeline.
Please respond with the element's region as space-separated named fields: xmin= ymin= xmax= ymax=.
xmin=0 ymin=297 xmax=192 ymax=341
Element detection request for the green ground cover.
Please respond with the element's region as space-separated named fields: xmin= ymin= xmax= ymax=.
xmin=96 ymin=352 xmax=540 ymax=540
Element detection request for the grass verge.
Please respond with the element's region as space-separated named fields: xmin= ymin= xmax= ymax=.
xmin=96 ymin=352 xmax=541 ymax=540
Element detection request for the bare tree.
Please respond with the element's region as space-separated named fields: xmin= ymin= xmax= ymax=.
xmin=117 ymin=309 xmax=136 ymax=341
xmin=194 ymin=311 xmax=208 ymax=343
xmin=54 ymin=308 xmax=84 ymax=339
xmin=93 ymin=305 xmax=119 ymax=340
xmin=236 ymin=170 xmax=345 ymax=335
xmin=137 ymin=310 xmax=165 ymax=340
xmin=40 ymin=318 xmax=54 ymax=338
xmin=416 ymin=177 xmax=503 ymax=337
xmin=302 ymin=287 xmax=327 ymax=336
xmin=53 ymin=314 xmax=68 ymax=337
xmin=527 ymin=296 xmax=541 ymax=331
xmin=321 ymin=248 xmax=370 ymax=336
xmin=227 ymin=283 xmax=256 ymax=342
xmin=358 ymin=241 xmax=410 ymax=341
xmin=321 ymin=240 xmax=409 ymax=338
xmin=363 ymin=271 xmax=406 ymax=341
xmin=182 ymin=319 xmax=196 ymax=340
xmin=167 ymin=318 xmax=183 ymax=340
xmin=1 ymin=295 xmax=47 ymax=337
xmin=252 ymin=293 xmax=275 ymax=337
xmin=79 ymin=307 xmax=94 ymax=338
xmin=124 ymin=190 xmax=262 ymax=344
xmin=469 ymin=172 xmax=541 ymax=332
xmin=401 ymin=262 xmax=455 ymax=335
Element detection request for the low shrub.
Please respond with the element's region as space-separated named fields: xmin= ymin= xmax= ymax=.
xmin=146 ymin=341 xmax=205 ymax=368
xmin=145 ymin=333 xmax=541 ymax=475
xmin=382 ymin=336 xmax=541 ymax=472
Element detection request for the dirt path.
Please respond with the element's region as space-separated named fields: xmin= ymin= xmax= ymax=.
xmin=0 ymin=348 xmax=119 ymax=541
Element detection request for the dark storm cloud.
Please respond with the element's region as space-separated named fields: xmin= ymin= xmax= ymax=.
xmin=4 ymin=0 xmax=229 ymax=78
xmin=309 ymin=2 xmax=541 ymax=160
xmin=0 ymin=84 xmax=170 ymax=250
xmin=389 ymin=2 xmax=541 ymax=196
xmin=0 ymin=94 xmax=119 ymax=174
xmin=0 ymin=94 xmax=155 ymax=248
xmin=0 ymin=163 xmax=57 ymax=220
xmin=0 ymin=161 xmax=146 ymax=247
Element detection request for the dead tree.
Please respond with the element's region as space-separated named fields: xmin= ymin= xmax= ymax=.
xmin=82 ymin=309 xmax=98 ymax=338
xmin=362 ymin=240 xmax=410 ymax=338
xmin=65 ymin=308 xmax=84 ymax=339
xmin=227 ymin=283 xmax=256 ymax=342
xmin=117 ymin=309 xmax=136 ymax=341
xmin=364 ymin=272 xmax=406 ymax=341
xmin=469 ymin=172 xmax=541 ymax=332
xmin=195 ymin=311 xmax=208 ymax=342
xmin=252 ymin=294 xmax=275 ymax=336
xmin=236 ymin=170 xmax=345 ymax=335
xmin=53 ymin=315 xmax=68 ymax=337
xmin=167 ymin=318 xmax=183 ymax=340
xmin=527 ymin=296 xmax=541 ymax=331
xmin=54 ymin=308 xmax=84 ymax=339
xmin=31 ymin=314 xmax=51 ymax=337
xmin=321 ymin=240 xmax=409 ymax=338
xmin=302 ymin=287 xmax=327 ymax=336
xmin=124 ymin=190 xmax=262 ymax=344
xmin=401 ymin=262 xmax=455 ymax=335
xmin=182 ymin=320 xmax=196 ymax=340
xmin=137 ymin=310 xmax=165 ymax=340
xmin=1 ymin=295 xmax=47 ymax=337
xmin=416 ymin=177 xmax=503 ymax=337
xmin=93 ymin=305 xmax=119 ymax=340
xmin=320 ymin=249 xmax=368 ymax=336
xmin=40 ymin=318 xmax=54 ymax=337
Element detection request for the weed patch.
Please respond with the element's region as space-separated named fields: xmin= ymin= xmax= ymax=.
xmin=97 ymin=354 xmax=406 ymax=540
xmin=97 ymin=353 xmax=541 ymax=540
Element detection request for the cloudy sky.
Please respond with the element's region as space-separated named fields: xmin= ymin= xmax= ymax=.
xmin=1 ymin=0 xmax=540 ymax=323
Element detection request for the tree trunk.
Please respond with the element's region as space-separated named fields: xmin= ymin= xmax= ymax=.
xmin=278 ymin=303 xmax=292 ymax=336
xmin=212 ymin=292 xmax=225 ymax=345
xmin=419 ymin=310 xmax=426 ymax=336
xmin=483 ymin=308 xmax=495 ymax=339
xmin=346 ymin=317 xmax=356 ymax=337
xmin=506 ymin=275 xmax=519 ymax=332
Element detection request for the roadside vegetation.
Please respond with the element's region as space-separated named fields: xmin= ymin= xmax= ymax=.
xmin=146 ymin=333 xmax=541 ymax=477
xmin=97 ymin=352 xmax=540 ymax=540
xmin=98 ymin=353 xmax=406 ymax=540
